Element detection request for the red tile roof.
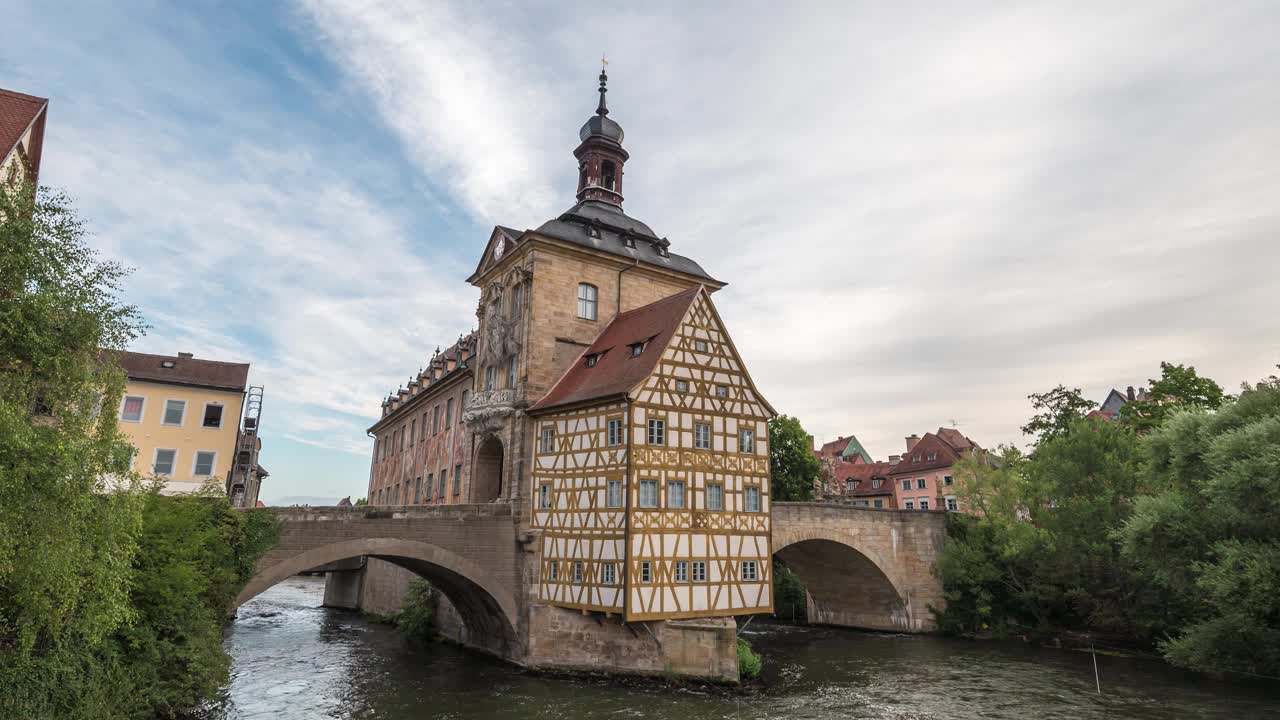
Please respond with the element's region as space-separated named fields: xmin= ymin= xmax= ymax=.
xmin=529 ymin=286 xmax=702 ymax=413
xmin=835 ymin=461 xmax=895 ymax=496
xmin=112 ymin=350 xmax=250 ymax=392
xmin=0 ymin=87 xmax=48 ymax=179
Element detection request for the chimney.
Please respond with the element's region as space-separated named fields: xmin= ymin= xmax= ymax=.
xmin=905 ymin=434 xmax=920 ymax=452
xmin=1126 ymin=386 xmax=1136 ymax=402
xmin=178 ymin=352 xmax=194 ymax=359
xmin=889 ymin=454 xmax=902 ymax=465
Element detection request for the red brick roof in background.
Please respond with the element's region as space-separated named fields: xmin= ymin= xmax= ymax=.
xmin=890 ymin=428 xmax=981 ymax=475
xmin=0 ymin=87 xmax=48 ymax=179
xmin=835 ymin=461 xmax=895 ymax=496
xmin=529 ymin=286 xmax=702 ymax=413
xmin=112 ymin=350 xmax=250 ymax=392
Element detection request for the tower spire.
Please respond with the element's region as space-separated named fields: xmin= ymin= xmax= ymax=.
xmin=596 ymin=55 xmax=609 ymax=116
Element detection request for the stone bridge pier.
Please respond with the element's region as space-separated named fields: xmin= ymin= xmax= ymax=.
xmin=773 ymin=503 xmax=947 ymax=632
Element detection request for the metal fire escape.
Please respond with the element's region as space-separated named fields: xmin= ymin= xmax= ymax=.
xmin=228 ymin=385 xmax=265 ymax=507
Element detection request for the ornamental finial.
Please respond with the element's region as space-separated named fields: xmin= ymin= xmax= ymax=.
xmin=596 ymin=55 xmax=609 ymax=117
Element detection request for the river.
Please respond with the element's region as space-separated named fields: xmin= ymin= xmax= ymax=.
xmin=209 ymin=576 xmax=1277 ymax=719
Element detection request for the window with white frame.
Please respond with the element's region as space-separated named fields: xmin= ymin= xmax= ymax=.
xmin=873 ymin=499 xmax=884 ymax=508
xmin=694 ymin=422 xmax=711 ymax=450
xmin=640 ymin=561 xmax=652 ymax=583
xmin=741 ymin=560 xmax=758 ymax=581
xmin=946 ymin=496 xmax=958 ymax=511
xmin=739 ymin=428 xmax=755 ymax=453
xmin=573 ymin=561 xmax=583 ymax=584
xmin=162 ymin=399 xmax=185 ymax=426
xmin=668 ymin=481 xmax=686 ymax=509
xmin=153 ymin=448 xmax=176 ymax=476
xmin=121 ymin=395 xmax=144 ymax=423
xmin=918 ymin=498 xmax=930 ymax=510
xmin=607 ymin=418 xmax=622 ymax=446
xmin=539 ymin=483 xmax=552 ymax=509
xmin=706 ymin=482 xmax=723 ymax=511
xmin=916 ymin=477 xmax=927 ymax=489
xmin=846 ymin=480 xmax=856 ymax=494
xmin=744 ymin=486 xmax=761 ymax=512
xmin=675 ymin=379 xmax=688 ymax=393
xmin=674 ymin=561 xmax=689 ymax=583
xmin=904 ymin=499 xmax=915 ymax=509
xmin=694 ymin=339 xmax=708 ymax=353
xmin=647 ymin=418 xmax=665 ymax=445
xmin=607 ymin=479 xmax=623 ymax=508
xmin=691 ymin=561 xmax=707 ymax=582
xmin=602 ymin=562 xmax=616 ymax=585
xmin=901 ymin=479 xmax=912 ymax=491
xmin=193 ymin=451 xmax=216 ymax=477
xmin=202 ymin=403 xmax=224 ymax=429
xmin=540 ymin=427 xmax=555 ymax=453
xmin=639 ymin=479 xmax=659 ymax=508
xmin=577 ymin=283 xmax=598 ymax=320
xmin=927 ymin=451 xmax=938 ymax=461
xmin=715 ymin=385 xmax=728 ymax=398
xmin=872 ymin=478 xmax=883 ymax=488
xmin=548 ymin=562 xmax=558 ymax=582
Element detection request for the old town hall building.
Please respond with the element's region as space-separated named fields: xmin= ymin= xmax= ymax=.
xmin=364 ymin=69 xmax=775 ymax=624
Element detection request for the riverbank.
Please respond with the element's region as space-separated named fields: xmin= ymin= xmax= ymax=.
xmin=212 ymin=577 xmax=1279 ymax=719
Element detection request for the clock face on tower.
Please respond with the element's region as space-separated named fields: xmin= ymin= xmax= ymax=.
xmin=493 ymin=236 xmax=506 ymax=261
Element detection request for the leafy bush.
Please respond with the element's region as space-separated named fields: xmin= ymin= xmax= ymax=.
xmin=395 ymin=579 xmax=438 ymax=642
xmin=773 ymin=560 xmax=808 ymax=623
xmin=736 ymin=638 xmax=762 ymax=680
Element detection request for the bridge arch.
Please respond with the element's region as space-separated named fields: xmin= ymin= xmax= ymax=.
xmin=235 ymin=537 xmax=518 ymax=651
xmin=773 ymin=526 xmax=913 ymax=632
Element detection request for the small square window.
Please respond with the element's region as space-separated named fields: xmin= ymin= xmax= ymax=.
xmin=675 ymin=379 xmax=689 ymax=393
xmin=905 ymin=499 xmax=915 ymax=509
xmin=716 ymin=385 xmax=728 ymax=398
xmin=668 ymin=481 xmax=686 ymax=509
xmin=121 ymin=395 xmax=144 ymax=423
xmin=744 ymin=486 xmax=761 ymax=512
xmin=706 ymin=483 xmax=723 ymax=511
xmin=193 ymin=451 xmax=215 ymax=476
xmin=153 ymin=448 xmax=176 ymax=476
xmin=946 ymin=496 xmax=958 ymax=511
xmin=919 ymin=498 xmax=930 ymax=510
xmin=691 ymin=561 xmax=707 ymax=582
xmin=640 ymin=561 xmax=652 ymax=583
xmin=639 ymin=479 xmax=659 ymax=508
xmin=630 ymin=342 xmax=646 ymax=357
xmin=873 ymin=499 xmax=884 ymax=508
xmin=674 ymin=561 xmax=689 ymax=583
xmin=694 ymin=423 xmax=711 ymax=450
xmin=607 ymin=479 xmax=623 ymax=508
xmin=607 ymin=418 xmax=622 ymax=446
xmin=741 ymin=561 xmax=758 ymax=581
xmin=872 ymin=478 xmax=883 ymax=489
xmin=901 ymin=479 xmax=912 ymax=491
xmin=162 ymin=399 xmax=185 ymax=426
xmin=916 ymin=477 xmax=927 ymax=489
xmin=927 ymin=451 xmax=938 ymax=461
xmin=585 ymin=353 xmax=599 ymax=367
xmin=944 ymin=475 xmax=954 ymax=486
xmin=202 ymin=403 xmax=224 ymax=429
xmin=694 ymin=339 xmax=708 ymax=353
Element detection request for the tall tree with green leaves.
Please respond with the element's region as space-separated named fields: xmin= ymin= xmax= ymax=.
xmin=1120 ymin=362 xmax=1229 ymax=431
xmin=1020 ymin=384 xmax=1095 ymax=445
xmin=0 ymin=180 xmax=147 ymax=655
xmin=768 ymin=415 xmax=818 ymax=502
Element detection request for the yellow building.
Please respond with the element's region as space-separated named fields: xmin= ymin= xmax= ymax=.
xmin=114 ymin=351 xmax=261 ymax=500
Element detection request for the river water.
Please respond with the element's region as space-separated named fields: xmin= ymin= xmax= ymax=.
xmin=211 ymin=576 xmax=1277 ymax=719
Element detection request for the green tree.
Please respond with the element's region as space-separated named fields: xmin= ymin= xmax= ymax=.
xmin=768 ymin=415 xmax=818 ymax=502
xmin=1120 ymin=362 xmax=1229 ymax=431
xmin=1120 ymin=375 xmax=1280 ymax=675
xmin=0 ymin=179 xmax=146 ymax=654
xmin=1020 ymin=385 xmax=1095 ymax=445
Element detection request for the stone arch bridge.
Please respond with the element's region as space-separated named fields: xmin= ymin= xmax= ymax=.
xmin=235 ymin=502 xmax=946 ymax=677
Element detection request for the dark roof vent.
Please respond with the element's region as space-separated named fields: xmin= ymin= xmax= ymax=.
xmin=177 ymin=352 xmax=194 ymax=359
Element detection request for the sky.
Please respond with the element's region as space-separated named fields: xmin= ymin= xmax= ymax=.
xmin=4 ymin=1 xmax=1278 ymax=504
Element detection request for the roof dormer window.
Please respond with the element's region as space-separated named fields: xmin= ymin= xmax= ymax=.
xmin=585 ymin=353 xmax=600 ymax=367
xmin=629 ymin=341 xmax=647 ymax=357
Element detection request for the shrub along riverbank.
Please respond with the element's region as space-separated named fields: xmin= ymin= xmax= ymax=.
xmin=934 ymin=366 xmax=1280 ymax=680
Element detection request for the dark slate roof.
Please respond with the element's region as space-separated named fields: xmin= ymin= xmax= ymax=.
xmin=113 ymin=350 xmax=249 ymax=392
xmin=534 ymin=200 xmax=719 ymax=283
xmin=529 ymin=286 xmax=701 ymax=413
xmin=580 ymin=114 xmax=624 ymax=143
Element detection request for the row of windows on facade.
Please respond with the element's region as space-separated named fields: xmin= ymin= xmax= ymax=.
xmin=378 ymin=393 xmax=468 ymax=461
xmin=901 ymin=496 xmax=960 ymax=511
xmin=539 ymin=420 xmax=755 ymax=454
xmin=141 ymin=448 xmax=219 ymax=478
xmin=538 ymin=479 xmax=762 ymax=513
xmin=119 ymin=395 xmax=226 ymax=429
xmin=376 ymin=464 xmax=463 ymax=504
xmin=547 ymin=559 xmax=760 ymax=586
